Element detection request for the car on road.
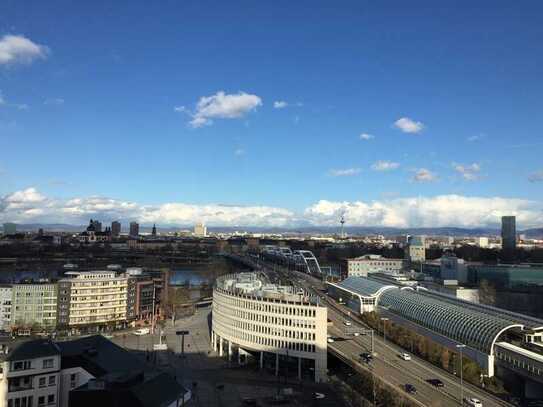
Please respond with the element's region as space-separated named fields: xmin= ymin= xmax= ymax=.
xmin=426 ymin=378 xmax=444 ymax=387
xmin=133 ymin=328 xmax=150 ymax=336
xmin=344 ymin=321 xmax=352 ymax=326
xmin=360 ymin=352 xmax=373 ymax=363
xmin=399 ymin=353 xmax=412 ymax=361
xmin=463 ymin=397 xmax=483 ymax=407
xmin=327 ymin=338 xmax=335 ymax=343
xmin=352 ymin=332 xmax=360 ymax=337
xmin=404 ymin=384 xmax=417 ymax=394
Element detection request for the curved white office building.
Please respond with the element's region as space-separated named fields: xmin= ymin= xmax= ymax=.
xmin=212 ymin=273 xmax=328 ymax=382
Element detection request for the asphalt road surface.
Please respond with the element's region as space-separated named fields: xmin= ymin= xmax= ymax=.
xmin=279 ymin=266 xmax=512 ymax=407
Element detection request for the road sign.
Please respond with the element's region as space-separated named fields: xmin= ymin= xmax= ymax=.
xmin=176 ymin=330 xmax=189 ymax=335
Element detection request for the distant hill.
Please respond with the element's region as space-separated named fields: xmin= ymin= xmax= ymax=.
xmin=2 ymin=223 xmax=542 ymax=238
xmin=523 ymin=228 xmax=543 ymax=239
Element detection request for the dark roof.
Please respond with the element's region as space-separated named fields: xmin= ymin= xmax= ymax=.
xmin=131 ymin=372 xmax=186 ymax=407
xmin=70 ymin=371 xmax=187 ymax=407
xmin=6 ymin=339 xmax=60 ymax=362
xmin=58 ymin=335 xmax=145 ymax=377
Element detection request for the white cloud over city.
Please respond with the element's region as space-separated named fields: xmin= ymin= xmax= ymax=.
xmin=0 ymin=35 xmax=48 ymax=65
xmin=412 ymin=168 xmax=438 ymax=183
xmin=176 ymin=91 xmax=262 ymax=128
xmin=328 ymin=168 xmax=362 ymax=177
xmin=453 ymin=163 xmax=481 ymax=181
xmin=371 ymin=161 xmax=400 ymax=171
xmin=1 ymin=188 xmax=542 ymax=229
xmin=394 ymin=117 xmax=424 ymax=134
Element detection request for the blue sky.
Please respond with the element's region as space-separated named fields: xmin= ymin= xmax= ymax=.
xmin=1 ymin=1 xmax=542 ymax=228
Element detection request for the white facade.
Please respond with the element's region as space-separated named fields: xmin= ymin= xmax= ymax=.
xmin=212 ymin=274 xmax=328 ymax=382
xmin=58 ymin=367 xmax=93 ymax=407
xmin=193 ymin=223 xmax=207 ymax=237
xmin=11 ymin=284 xmax=57 ymax=331
xmin=0 ymin=287 xmax=12 ymax=332
xmin=406 ymin=236 xmax=426 ymax=262
xmin=347 ymin=255 xmax=405 ymax=277
xmin=0 ymin=350 xmax=61 ymax=407
xmin=57 ymin=272 xmax=128 ymax=328
xmin=478 ymin=237 xmax=489 ymax=248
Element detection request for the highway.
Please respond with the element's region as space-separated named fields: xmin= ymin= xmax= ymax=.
xmin=265 ymin=262 xmax=512 ymax=407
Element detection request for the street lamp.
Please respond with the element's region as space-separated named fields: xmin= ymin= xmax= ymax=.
xmin=456 ymin=343 xmax=466 ymax=405
xmin=380 ymin=318 xmax=389 ymax=359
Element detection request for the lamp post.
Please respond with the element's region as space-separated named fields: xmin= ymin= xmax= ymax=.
xmin=380 ymin=317 xmax=389 ymax=361
xmin=456 ymin=343 xmax=466 ymax=405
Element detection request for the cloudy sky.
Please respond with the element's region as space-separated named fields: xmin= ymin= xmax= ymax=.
xmin=1 ymin=1 xmax=542 ymax=228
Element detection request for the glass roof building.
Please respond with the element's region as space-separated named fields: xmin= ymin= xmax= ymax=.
xmin=327 ymin=276 xmax=543 ymax=376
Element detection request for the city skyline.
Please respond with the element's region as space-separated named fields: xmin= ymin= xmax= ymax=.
xmin=1 ymin=1 xmax=543 ymax=228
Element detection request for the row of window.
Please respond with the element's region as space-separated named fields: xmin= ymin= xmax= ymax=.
xmin=11 ymin=358 xmax=54 ymax=371
xmin=495 ymin=350 xmax=543 ymax=375
xmin=217 ymin=291 xmax=318 ymax=318
xmin=14 ymin=306 xmax=56 ymax=311
xmin=214 ymin=318 xmax=318 ymax=353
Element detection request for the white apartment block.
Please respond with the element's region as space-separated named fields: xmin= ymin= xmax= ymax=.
xmin=347 ymin=255 xmax=406 ymax=277
xmin=57 ymin=271 xmax=128 ymax=330
xmin=212 ymin=273 xmax=328 ymax=382
xmin=11 ymin=284 xmax=57 ymax=332
xmin=0 ymin=340 xmax=61 ymax=407
xmin=0 ymin=286 xmax=12 ymax=332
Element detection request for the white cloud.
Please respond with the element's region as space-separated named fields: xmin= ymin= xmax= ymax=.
xmin=44 ymin=98 xmax=64 ymax=106
xmin=2 ymin=188 xmax=543 ymax=229
xmin=273 ymin=101 xmax=288 ymax=109
xmin=467 ymin=134 xmax=485 ymax=142
xmin=303 ymin=195 xmax=543 ymax=228
xmin=176 ymin=91 xmax=262 ymax=128
xmin=359 ymin=133 xmax=374 ymax=140
xmin=528 ymin=170 xmax=543 ymax=183
xmin=0 ymin=35 xmax=48 ymax=65
xmin=5 ymin=188 xmax=46 ymax=203
xmin=453 ymin=163 xmax=481 ymax=181
xmin=234 ymin=148 xmax=245 ymax=156
xmin=412 ymin=168 xmax=438 ymax=183
xmin=394 ymin=117 xmax=424 ymax=134
xmin=371 ymin=161 xmax=400 ymax=171
xmin=328 ymin=168 xmax=362 ymax=177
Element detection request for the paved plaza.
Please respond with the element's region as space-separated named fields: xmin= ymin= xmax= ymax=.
xmin=110 ymin=307 xmax=345 ymax=407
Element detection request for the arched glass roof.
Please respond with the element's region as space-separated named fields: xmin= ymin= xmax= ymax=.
xmin=378 ymin=289 xmax=522 ymax=354
xmin=336 ymin=277 xmax=397 ymax=298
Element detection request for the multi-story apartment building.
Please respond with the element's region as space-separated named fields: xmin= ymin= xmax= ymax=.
xmin=0 ymin=339 xmax=61 ymax=407
xmin=11 ymin=284 xmax=57 ymax=332
xmin=57 ymin=272 xmax=131 ymax=333
xmin=347 ymin=255 xmax=406 ymax=277
xmin=0 ymin=286 xmax=12 ymax=332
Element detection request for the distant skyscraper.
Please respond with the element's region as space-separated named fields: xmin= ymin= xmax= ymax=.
xmin=2 ymin=223 xmax=17 ymax=235
xmin=111 ymin=221 xmax=121 ymax=237
xmin=152 ymin=224 xmax=157 ymax=236
xmin=194 ymin=222 xmax=207 ymax=237
xmin=129 ymin=221 xmax=140 ymax=237
xmin=501 ymin=216 xmax=517 ymax=251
